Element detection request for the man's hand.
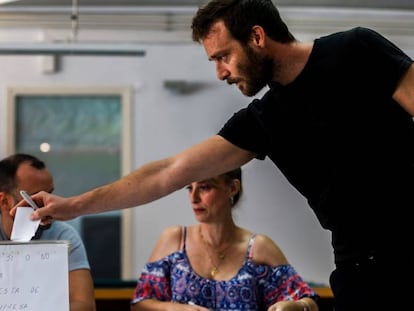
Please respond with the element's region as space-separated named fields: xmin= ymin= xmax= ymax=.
xmin=10 ymin=191 xmax=76 ymax=222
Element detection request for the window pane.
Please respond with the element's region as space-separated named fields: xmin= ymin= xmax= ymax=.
xmin=14 ymin=94 xmax=122 ymax=280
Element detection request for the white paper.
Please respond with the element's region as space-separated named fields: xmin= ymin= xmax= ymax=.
xmin=0 ymin=241 xmax=69 ymax=311
xmin=10 ymin=206 xmax=41 ymax=241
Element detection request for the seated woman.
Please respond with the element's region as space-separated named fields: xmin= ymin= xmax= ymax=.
xmin=131 ymin=168 xmax=319 ymax=311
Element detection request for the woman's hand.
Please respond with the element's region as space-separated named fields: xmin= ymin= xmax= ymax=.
xmin=132 ymin=300 xmax=211 ymax=311
xmin=267 ymin=298 xmax=316 ymax=311
xmin=267 ymin=300 xmax=301 ymax=311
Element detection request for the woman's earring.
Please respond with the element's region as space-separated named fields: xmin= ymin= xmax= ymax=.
xmin=230 ymin=196 xmax=234 ymax=206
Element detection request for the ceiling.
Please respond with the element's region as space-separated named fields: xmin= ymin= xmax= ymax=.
xmin=0 ymin=0 xmax=413 ymax=37
xmin=1 ymin=0 xmax=414 ymax=10
xmin=1 ymin=0 xmax=413 ymax=53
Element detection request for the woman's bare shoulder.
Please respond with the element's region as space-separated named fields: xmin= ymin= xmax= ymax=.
xmin=147 ymin=225 xmax=183 ymax=262
xmin=250 ymin=233 xmax=289 ymax=266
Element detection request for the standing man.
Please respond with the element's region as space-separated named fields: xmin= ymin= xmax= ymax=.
xmin=18 ymin=1 xmax=414 ymax=310
xmin=1 ymin=153 xmax=96 ymax=311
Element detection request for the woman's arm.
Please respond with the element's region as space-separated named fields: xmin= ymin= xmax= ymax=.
xmin=252 ymin=234 xmax=319 ymax=311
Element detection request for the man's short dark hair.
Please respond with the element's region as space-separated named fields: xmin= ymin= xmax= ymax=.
xmin=191 ymin=0 xmax=295 ymax=44
xmin=0 ymin=154 xmax=45 ymax=194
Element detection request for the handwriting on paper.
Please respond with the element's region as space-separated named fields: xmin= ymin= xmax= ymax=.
xmin=0 ymin=242 xmax=69 ymax=311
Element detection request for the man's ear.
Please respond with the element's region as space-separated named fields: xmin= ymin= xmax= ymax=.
xmin=251 ymin=25 xmax=265 ymax=47
xmin=0 ymin=192 xmax=13 ymax=210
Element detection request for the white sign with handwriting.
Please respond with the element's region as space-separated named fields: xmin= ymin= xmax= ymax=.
xmin=0 ymin=241 xmax=69 ymax=311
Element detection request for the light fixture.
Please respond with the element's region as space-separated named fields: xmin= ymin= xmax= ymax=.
xmin=0 ymin=0 xmax=146 ymax=57
xmin=0 ymin=0 xmax=21 ymax=4
xmin=0 ymin=42 xmax=146 ymax=56
xmin=163 ymin=80 xmax=209 ymax=95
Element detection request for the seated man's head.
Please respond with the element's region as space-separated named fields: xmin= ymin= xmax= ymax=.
xmin=0 ymin=154 xmax=54 ymax=239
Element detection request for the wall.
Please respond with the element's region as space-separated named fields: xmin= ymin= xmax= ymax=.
xmin=1 ymin=6 xmax=413 ymax=286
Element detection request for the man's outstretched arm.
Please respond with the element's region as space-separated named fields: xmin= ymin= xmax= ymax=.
xmin=13 ymin=135 xmax=255 ymax=221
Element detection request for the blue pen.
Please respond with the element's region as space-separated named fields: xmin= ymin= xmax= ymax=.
xmin=20 ymin=190 xmax=40 ymax=210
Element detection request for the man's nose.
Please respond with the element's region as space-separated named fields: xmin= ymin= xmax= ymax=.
xmin=216 ymin=63 xmax=230 ymax=81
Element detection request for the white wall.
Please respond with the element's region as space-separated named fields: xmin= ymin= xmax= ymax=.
xmin=1 ymin=7 xmax=414 ymax=286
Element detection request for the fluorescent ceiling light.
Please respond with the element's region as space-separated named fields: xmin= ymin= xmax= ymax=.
xmin=0 ymin=0 xmax=21 ymax=4
xmin=0 ymin=42 xmax=146 ymax=56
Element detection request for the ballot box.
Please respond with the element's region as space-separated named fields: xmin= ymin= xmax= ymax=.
xmin=0 ymin=241 xmax=69 ymax=311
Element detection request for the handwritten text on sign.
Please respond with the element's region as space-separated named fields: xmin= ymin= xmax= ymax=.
xmin=0 ymin=241 xmax=69 ymax=311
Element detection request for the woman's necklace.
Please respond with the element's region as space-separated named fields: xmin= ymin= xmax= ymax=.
xmin=199 ymin=226 xmax=234 ymax=278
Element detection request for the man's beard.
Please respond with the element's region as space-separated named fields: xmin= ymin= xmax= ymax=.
xmin=237 ymin=44 xmax=275 ymax=97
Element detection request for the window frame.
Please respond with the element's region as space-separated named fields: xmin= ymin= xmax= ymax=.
xmin=6 ymin=85 xmax=133 ymax=280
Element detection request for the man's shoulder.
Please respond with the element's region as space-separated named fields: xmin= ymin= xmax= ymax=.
xmin=39 ymin=221 xmax=80 ymax=240
xmin=317 ymin=27 xmax=380 ymax=45
xmin=48 ymin=221 xmax=75 ymax=231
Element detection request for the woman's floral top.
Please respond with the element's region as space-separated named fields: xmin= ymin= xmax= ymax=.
xmin=131 ymin=227 xmax=318 ymax=310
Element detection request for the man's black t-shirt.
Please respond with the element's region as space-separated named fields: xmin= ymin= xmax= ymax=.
xmin=218 ymin=27 xmax=414 ymax=263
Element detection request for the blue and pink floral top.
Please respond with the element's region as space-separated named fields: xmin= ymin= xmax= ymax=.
xmin=131 ymin=227 xmax=318 ymax=310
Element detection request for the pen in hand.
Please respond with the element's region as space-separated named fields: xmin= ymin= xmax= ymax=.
xmin=20 ymin=190 xmax=40 ymax=210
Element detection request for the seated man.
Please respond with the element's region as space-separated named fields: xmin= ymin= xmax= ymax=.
xmin=0 ymin=153 xmax=96 ymax=311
